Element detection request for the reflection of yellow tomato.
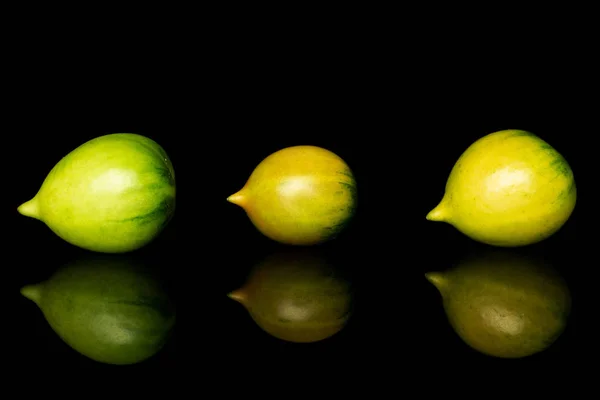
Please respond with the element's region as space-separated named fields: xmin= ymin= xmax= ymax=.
xmin=425 ymin=250 xmax=571 ymax=358
xmin=228 ymin=251 xmax=353 ymax=343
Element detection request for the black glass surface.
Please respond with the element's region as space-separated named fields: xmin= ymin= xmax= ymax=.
xmin=7 ymin=69 xmax=582 ymax=382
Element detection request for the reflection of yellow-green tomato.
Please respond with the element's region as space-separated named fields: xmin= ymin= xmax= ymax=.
xmin=228 ymin=251 xmax=353 ymax=343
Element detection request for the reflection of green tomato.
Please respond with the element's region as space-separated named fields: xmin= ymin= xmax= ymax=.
xmin=21 ymin=256 xmax=176 ymax=364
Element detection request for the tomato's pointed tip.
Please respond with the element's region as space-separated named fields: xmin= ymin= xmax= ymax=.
xmin=227 ymin=190 xmax=247 ymax=207
xmin=227 ymin=289 xmax=246 ymax=303
xmin=425 ymin=272 xmax=446 ymax=290
xmin=18 ymin=197 xmax=41 ymax=220
xmin=20 ymin=284 xmax=43 ymax=305
xmin=426 ymin=200 xmax=450 ymax=222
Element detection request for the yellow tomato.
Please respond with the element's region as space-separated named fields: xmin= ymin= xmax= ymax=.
xmin=426 ymin=130 xmax=576 ymax=246
xmin=228 ymin=145 xmax=357 ymax=245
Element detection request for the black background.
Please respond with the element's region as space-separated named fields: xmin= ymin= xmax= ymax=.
xmin=4 ymin=20 xmax=588 ymax=382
